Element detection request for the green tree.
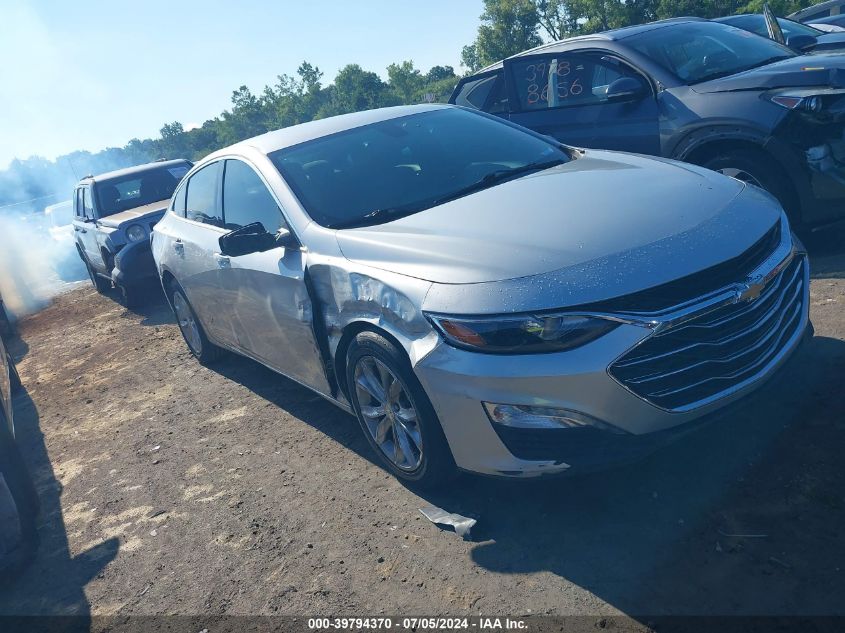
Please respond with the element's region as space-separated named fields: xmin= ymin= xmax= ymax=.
xmin=387 ymin=60 xmax=425 ymax=103
xmin=462 ymin=0 xmax=544 ymax=71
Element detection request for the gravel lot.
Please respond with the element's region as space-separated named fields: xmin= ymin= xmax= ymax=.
xmin=0 ymin=234 xmax=843 ymax=624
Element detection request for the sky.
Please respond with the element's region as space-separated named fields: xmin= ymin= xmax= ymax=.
xmin=0 ymin=0 xmax=483 ymax=169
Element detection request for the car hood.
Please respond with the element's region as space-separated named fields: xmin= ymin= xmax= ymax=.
xmin=97 ymin=199 xmax=169 ymax=228
xmin=812 ymin=32 xmax=845 ymax=51
xmin=335 ymin=151 xmax=778 ymax=293
xmin=693 ymin=54 xmax=845 ymax=93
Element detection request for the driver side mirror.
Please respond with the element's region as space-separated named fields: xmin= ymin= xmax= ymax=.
xmin=219 ymin=222 xmax=298 ymax=257
xmin=605 ymin=76 xmax=647 ymax=102
xmin=786 ymin=34 xmax=817 ymax=52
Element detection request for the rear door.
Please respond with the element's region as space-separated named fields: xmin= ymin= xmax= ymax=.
xmin=215 ymin=158 xmax=330 ymax=394
xmin=503 ymin=51 xmax=660 ymax=154
xmin=73 ymin=186 xmax=106 ymax=270
xmin=164 ymin=161 xmax=234 ymax=346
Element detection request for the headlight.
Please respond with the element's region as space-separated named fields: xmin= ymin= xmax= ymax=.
xmin=126 ymin=224 xmax=147 ymax=242
xmin=425 ymin=312 xmax=619 ymax=354
xmin=769 ymin=93 xmax=823 ymax=113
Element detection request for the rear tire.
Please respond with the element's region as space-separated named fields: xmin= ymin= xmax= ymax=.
xmin=701 ymin=149 xmax=798 ymax=221
xmin=346 ymin=331 xmax=457 ymax=489
xmin=167 ymin=282 xmax=222 ymax=365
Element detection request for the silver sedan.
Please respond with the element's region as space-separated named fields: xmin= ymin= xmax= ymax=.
xmin=151 ymin=104 xmax=810 ymax=486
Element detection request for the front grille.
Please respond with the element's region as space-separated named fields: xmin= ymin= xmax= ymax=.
xmin=609 ymin=255 xmax=807 ymax=411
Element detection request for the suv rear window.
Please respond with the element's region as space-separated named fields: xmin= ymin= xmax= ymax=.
xmin=452 ymin=73 xmax=508 ymax=113
xmin=95 ymin=164 xmax=191 ymax=217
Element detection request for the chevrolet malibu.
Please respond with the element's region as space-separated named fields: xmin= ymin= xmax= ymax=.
xmin=151 ymin=105 xmax=810 ymax=487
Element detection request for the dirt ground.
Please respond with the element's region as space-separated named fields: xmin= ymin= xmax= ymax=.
xmin=0 ymin=233 xmax=843 ymax=625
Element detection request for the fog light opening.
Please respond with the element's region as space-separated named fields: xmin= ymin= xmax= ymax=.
xmin=482 ymin=402 xmax=625 ymax=434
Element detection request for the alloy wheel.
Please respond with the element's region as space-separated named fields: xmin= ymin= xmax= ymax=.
xmin=353 ymin=356 xmax=423 ymax=471
xmin=172 ymin=291 xmax=202 ymax=356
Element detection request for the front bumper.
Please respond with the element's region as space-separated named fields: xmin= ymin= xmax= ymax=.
xmin=111 ymin=239 xmax=159 ymax=288
xmin=414 ymin=251 xmax=811 ymax=478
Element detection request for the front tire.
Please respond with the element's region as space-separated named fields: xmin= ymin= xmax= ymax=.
xmin=86 ymin=260 xmax=111 ymax=294
xmin=118 ymin=284 xmax=141 ymax=310
xmin=701 ymin=149 xmax=797 ymax=220
xmin=6 ymin=354 xmax=21 ymax=395
xmin=346 ymin=331 xmax=456 ymax=488
xmin=167 ymin=282 xmax=222 ymax=365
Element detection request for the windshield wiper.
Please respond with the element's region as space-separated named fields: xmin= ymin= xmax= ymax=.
xmin=329 ymin=204 xmax=423 ymax=230
xmin=329 ymin=158 xmax=566 ymax=230
xmin=693 ymin=55 xmax=792 ymax=84
xmin=430 ymin=158 xmax=567 ymax=207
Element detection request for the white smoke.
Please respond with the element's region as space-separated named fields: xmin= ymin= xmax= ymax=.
xmin=0 ymin=202 xmax=87 ymax=320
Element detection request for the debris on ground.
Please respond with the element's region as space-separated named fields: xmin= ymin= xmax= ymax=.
xmin=419 ymin=506 xmax=477 ymax=540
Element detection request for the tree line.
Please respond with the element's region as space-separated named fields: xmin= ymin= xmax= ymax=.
xmin=0 ymin=0 xmax=817 ymax=210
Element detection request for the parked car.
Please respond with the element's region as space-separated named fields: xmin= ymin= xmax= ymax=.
xmin=44 ymin=200 xmax=74 ymax=243
xmin=790 ymin=0 xmax=845 ymax=23
xmin=715 ymin=13 xmax=845 ymax=53
xmin=808 ymin=15 xmax=845 ymax=31
xmin=0 ymin=331 xmax=38 ymax=577
xmin=72 ymin=159 xmax=192 ymax=307
xmin=0 ymin=295 xmax=11 ymax=339
xmin=152 ymin=105 xmax=810 ymax=486
xmin=450 ymin=18 xmax=845 ymax=230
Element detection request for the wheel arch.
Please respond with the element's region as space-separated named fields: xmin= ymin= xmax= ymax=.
xmin=673 ymin=132 xmax=802 ymax=223
xmin=334 ymin=321 xmax=409 ymax=401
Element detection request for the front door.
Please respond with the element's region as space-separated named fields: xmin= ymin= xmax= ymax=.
xmin=215 ymin=158 xmax=330 ymax=395
xmin=504 ymin=51 xmax=661 ymax=154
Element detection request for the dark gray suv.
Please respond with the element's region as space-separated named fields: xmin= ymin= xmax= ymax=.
xmin=450 ymin=19 xmax=845 ymax=229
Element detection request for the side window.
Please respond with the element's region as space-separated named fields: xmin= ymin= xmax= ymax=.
xmin=510 ymin=54 xmax=644 ymax=111
xmin=185 ymin=162 xmax=222 ymax=227
xmin=75 ymin=189 xmax=84 ymax=218
xmin=222 ymin=160 xmax=284 ymax=234
xmin=171 ymin=181 xmax=187 ymax=217
xmin=82 ymin=187 xmax=95 ymax=219
xmin=453 ymin=73 xmax=507 ymax=113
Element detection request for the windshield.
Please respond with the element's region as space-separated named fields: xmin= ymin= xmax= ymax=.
xmin=719 ymin=14 xmax=823 ymax=38
xmin=95 ymin=163 xmax=190 ymax=217
xmin=269 ymin=108 xmax=570 ymax=229
xmin=625 ymin=21 xmax=795 ymax=84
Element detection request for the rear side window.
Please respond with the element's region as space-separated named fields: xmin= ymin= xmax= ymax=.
xmin=222 ymin=160 xmax=284 ymax=233
xmin=185 ymin=162 xmax=222 ymax=227
xmin=82 ymin=188 xmax=94 ymax=219
xmin=75 ymin=189 xmax=84 ymax=218
xmin=452 ymin=73 xmax=507 ymax=113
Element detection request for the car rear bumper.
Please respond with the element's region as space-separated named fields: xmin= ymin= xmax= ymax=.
xmin=111 ymin=240 xmax=159 ymax=288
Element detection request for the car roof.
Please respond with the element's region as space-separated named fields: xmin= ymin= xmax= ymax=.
xmin=789 ymin=0 xmax=845 ymax=20
xmin=206 ymin=104 xmax=446 ymax=158
xmin=473 ymin=17 xmax=706 ymax=74
xmin=77 ymin=159 xmax=191 ymax=185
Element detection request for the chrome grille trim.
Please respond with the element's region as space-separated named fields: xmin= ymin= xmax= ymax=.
xmin=608 ymin=238 xmax=809 ymax=413
xmin=615 ymin=259 xmax=804 ymax=370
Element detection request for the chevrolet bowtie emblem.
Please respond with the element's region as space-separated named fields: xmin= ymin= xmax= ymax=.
xmin=737 ymin=276 xmax=766 ymax=302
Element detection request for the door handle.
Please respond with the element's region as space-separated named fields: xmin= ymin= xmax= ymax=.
xmin=213 ymin=252 xmax=230 ymax=268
